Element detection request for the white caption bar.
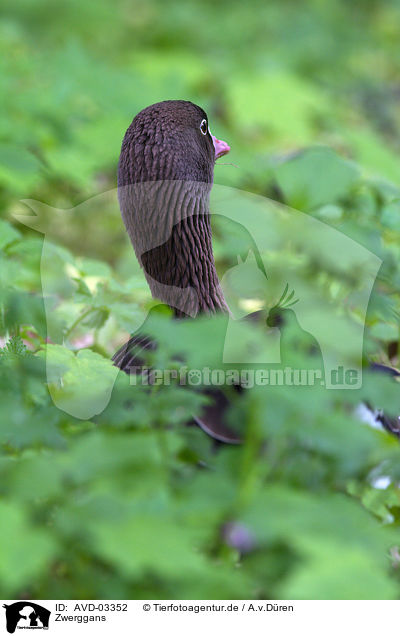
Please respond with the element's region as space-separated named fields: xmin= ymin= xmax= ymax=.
xmin=1 ymin=599 xmax=395 ymax=635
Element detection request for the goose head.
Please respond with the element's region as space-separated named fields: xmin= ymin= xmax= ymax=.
xmin=118 ymin=100 xmax=230 ymax=185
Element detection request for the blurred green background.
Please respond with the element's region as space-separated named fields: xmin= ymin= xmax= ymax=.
xmin=2 ymin=0 xmax=400 ymax=601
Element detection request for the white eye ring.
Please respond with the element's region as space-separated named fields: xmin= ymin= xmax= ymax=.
xmin=200 ymin=119 xmax=208 ymax=135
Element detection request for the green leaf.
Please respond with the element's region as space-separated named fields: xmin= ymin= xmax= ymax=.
xmin=282 ymin=539 xmax=397 ymax=600
xmin=274 ymin=147 xmax=360 ymax=210
xmin=0 ymin=144 xmax=42 ymax=191
xmin=0 ymin=220 xmax=21 ymax=250
xmin=82 ymin=306 xmax=109 ymax=329
xmin=0 ymin=501 xmax=57 ymax=591
xmin=39 ymin=345 xmax=119 ymax=419
xmin=381 ymin=201 xmax=400 ymax=231
xmin=370 ymin=322 xmax=399 ymax=342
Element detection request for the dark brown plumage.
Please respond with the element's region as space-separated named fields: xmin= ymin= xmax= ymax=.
xmin=117 ymin=100 xmax=228 ymax=317
xmin=113 ymin=100 xmax=239 ymax=443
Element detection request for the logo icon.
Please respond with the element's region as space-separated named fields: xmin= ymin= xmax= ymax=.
xmin=2 ymin=602 xmax=51 ymax=634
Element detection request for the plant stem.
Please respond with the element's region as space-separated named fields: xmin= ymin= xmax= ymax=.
xmin=64 ymin=307 xmax=95 ymax=340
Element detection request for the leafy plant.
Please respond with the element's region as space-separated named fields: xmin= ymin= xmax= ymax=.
xmin=1 ymin=0 xmax=400 ymax=601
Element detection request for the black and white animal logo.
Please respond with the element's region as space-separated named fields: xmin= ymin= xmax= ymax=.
xmin=2 ymin=602 xmax=51 ymax=634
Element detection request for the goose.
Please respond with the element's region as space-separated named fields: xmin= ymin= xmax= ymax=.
xmin=112 ymin=100 xmax=400 ymax=443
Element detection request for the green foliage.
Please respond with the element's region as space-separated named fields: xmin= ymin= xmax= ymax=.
xmin=1 ymin=0 xmax=400 ymax=601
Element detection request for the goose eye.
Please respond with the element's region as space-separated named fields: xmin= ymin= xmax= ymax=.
xmin=199 ymin=119 xmax=208 ymax=135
